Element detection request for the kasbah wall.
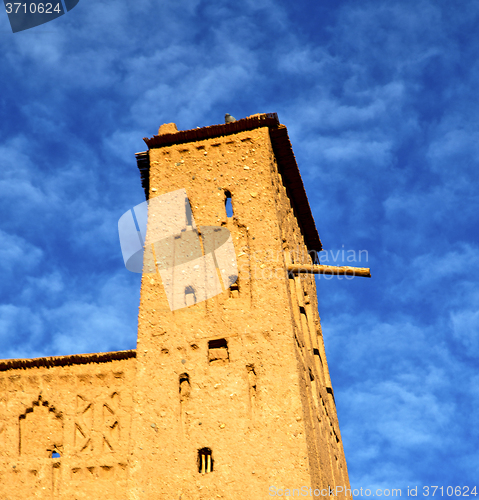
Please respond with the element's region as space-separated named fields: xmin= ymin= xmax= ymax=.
xmin=0 ymin=114 xmax=352 ymax=499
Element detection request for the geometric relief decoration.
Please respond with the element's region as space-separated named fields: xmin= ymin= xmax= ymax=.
xmin=103 ymin=392 xmax=120 ymax=452
xmin=75 ymin=395 xmax=93 ymax=453
xmin=19 ymin=395 xmax=63 ymax=457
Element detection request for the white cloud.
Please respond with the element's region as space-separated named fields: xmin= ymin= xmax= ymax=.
xmin=1 ymin=0 xmax=479 ymax=491
xmin=0 ymin=229 xmax=43 ymax=272
xmin=0 ymin=271 xmax=139 ymax=359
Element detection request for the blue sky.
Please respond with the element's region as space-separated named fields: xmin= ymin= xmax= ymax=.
xmin=1 ymin=0 xmax=478 ymax=495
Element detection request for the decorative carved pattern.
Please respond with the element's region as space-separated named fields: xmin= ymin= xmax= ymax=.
xmin=75 ymin=395 xmax=93 ymax=453
xmin=102 ymin=392 xmax=120 ymax=452
xmin=18 ymin=395 xmax=63 ymax=457
xmin=70 ymin=463 xmax=128 ymax=480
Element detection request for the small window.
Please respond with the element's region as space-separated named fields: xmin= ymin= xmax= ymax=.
xmin=179 ymin=373 xmax=190 ymax=402
xmin=225 ymin=191 xmax=233 ymax=218
xmin=198 ymin=448 xmax=213 ymax=474
xmin=208 ymin=339 xmax=229 ymax=363
xmin=229 ymin=283 xmax=239 ymax=298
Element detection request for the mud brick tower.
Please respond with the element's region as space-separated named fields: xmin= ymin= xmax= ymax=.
xmin=0 ymin=113 xmax=352 ymax=499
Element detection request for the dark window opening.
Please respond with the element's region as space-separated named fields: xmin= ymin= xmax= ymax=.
xmin=309 ymin=368 xmax=315 ymax=382
xmin=229 ymin=282 xmax=239 ymax=298
xmin=198 ymin=448 xmax=213 ymax=474
xmin=225 ymin=191 xmax=233 ymax=218
xmin=326 ymin=387 xmax=336 ymax=404
xmin=313 ymin=349 xmax=323 ymax=366
xmin=179 ymin=373 xmax=190 ymax=388
xmin=208 ymin=338 xmax=227 ymax=349
xmin=208 ymin=338 xmax=229 ymax=363
xmin=179 ymin=373 xmax=190 ymax=402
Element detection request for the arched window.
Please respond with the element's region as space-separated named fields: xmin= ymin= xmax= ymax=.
xmin=179 ymin=373 xmax=190 ymax=402
xmin=224 ymin=191 xmax=233 ymax=218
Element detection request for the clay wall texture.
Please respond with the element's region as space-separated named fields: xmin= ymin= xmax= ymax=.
xmin=0 ymin=115 xmax=351 ymax=499
xmin=0 ymin=352 xmax=135 ymax=499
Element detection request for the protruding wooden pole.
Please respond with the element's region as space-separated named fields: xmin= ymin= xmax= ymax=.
xmin=287 ymin=264 xmax=371 ymax=278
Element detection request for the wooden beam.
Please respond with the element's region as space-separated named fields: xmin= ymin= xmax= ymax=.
xmin=287 ymin=264 xmax=371 ymax=278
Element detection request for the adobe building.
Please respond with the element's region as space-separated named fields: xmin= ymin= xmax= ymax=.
xmin=0 ymin=113 xmax=359 ymax=499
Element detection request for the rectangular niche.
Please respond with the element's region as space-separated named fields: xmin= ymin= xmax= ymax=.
xmin=208 ymin=339 xmax=229 ymax=364
xmin=229 ymin=283 xmax=239 ymax=298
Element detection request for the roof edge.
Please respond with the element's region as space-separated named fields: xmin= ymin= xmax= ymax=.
xmin=143 ymin=113 xmax=279 ymax=149
xmin=0 ymin=349 xmax=137 ymax=372
xmin=269 ymin=125 xmax=322 ymax=252
xmin=137 ymin=113 xmax=322 ymax=252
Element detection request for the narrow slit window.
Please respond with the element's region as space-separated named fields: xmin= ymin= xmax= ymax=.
xmin=208 ymin=338 xmax=229 ymax=363
xmin=225 ymin=191 xmax=233 ymax=218
xmin=179 ymin=373 xmax=190 ymax=402
xmin=313 ymin=348 xmax=323 ymax=364
xmin=198 ymin=448 xmax=213 ymax=474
